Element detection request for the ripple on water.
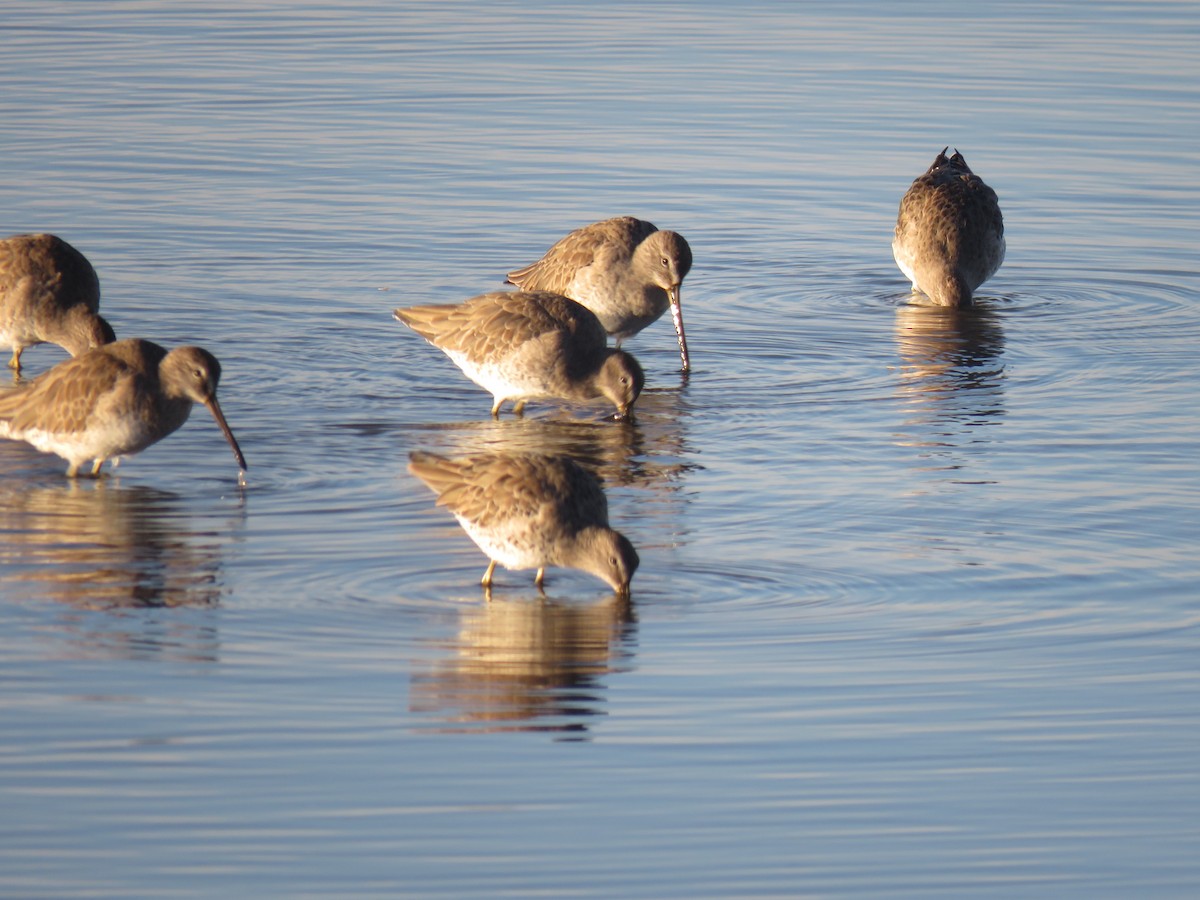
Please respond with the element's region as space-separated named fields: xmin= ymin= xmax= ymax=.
xmin=989 ymin=265 xmax=1198 ymax=333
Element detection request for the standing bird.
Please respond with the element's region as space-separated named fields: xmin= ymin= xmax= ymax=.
xmin=892 ymin=149 xmax=1005 ymax=307
xmin=506 ymin=216 xmax=693 ymax=372
xmin=0 ymin=338 xmax=246 ymax=478
xmin=408 ymin=450 xmax=639 ymax=595
xmin=394 ymin=291 xmax=644 ymax=419
xmin=0 ymin=233 xmax=116 ymax=372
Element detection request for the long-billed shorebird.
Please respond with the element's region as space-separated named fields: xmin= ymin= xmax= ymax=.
xmin=0 ymin=338 xmax=246 ymax=478
xmin=394 ymin=290 xmax=645 ymax=419
xmin=408 ymin=450 xmax=639 ymax=595
xmin=0 ymin=233 xmax=116 ymax=372
xmin=506 ymin=216 xmax=693 ymax=372
xmin=892 ymin=149 xmax=1005 ymax=307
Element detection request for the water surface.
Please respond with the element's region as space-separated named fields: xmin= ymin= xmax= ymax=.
xmin=2 ymin=2 xmax=1198 ymax=897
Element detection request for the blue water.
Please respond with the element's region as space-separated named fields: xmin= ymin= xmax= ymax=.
xmin=2 ymin=2 xmax=1198 ymax=897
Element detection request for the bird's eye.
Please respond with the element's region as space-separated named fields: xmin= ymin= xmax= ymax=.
xmin=661 ymin=257 xmax=670 ymax=268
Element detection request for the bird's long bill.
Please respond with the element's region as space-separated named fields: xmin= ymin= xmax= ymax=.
xmin=669 ymin=286 xmax=690 ymax=373
xmin=204 ymin=397 xmax=248 ymax=473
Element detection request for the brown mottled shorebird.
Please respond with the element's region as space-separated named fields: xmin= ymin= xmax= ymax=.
xmin=408 ymin=450 xmax=639 ymax=594
xmin=394 ymin=290 xmax=645 ymax=419
xmin=0 ymin=233 xmax=116 ymax=372
xmin=892 ymin=149 xmax=1005 ymax=307
xmin=506 ymin=216 xmax=693 ymax=372
xmin=0 ymin=338 xmax=247 ymax=478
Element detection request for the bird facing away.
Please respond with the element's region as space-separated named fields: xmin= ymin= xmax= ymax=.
xmin=892 ymin=149 xmax=1005 ymax=307
xmin=0 ymin=338 xmax=247 ymax=478
xmin=506 ymin=216 xmax=693 ymax=372
xmin=394 ymin=290 xmax=645 ymax=419
xmin=408 ymin=450 xmax=639 ymax=595
xmin=0 ymin=233 xmax=116 ymax=372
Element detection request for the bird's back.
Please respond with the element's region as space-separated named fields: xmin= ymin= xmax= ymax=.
xmin=0 ymin=233 xmax=101 ymax=314
xmin=506 ymin=216 xmax=658 ymax=293
xmin=893 ymin=151 xmax=1005 ymax=305
xmin=0 ymin=339 xmax=163 ymax=438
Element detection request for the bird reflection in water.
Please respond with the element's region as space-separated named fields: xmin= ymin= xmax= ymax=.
xmin=892 ymin=302 xmax=1007 ymax=462
xmin=409 ymin=590 xmax=636 ymax=737
xmin=409 ymin=398 xmax=698 ymax=504
xmin=0 ymin=473 xmax=234 ymax=660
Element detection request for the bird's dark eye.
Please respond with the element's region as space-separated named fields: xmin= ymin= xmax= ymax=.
xmin=661 ymin=257 xmax=670 ymax=268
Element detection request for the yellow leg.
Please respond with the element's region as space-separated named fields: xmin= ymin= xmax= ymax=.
xmin=491 ymin=398 xmax=503 ymax=417
xmin=91 ymin=458 xmax=105 ymax=476
xmin=8 ymin=348 xmax=20 ymax=370
xmin=66 ymin=461 xmax=81 ymax=478
xmin=512 ymin=400 xmax=526 ymax=417
xmin=481 ymin=559 xmax=497 ymax=587
xmin=534 ymin=567 xmax=546 ymax=591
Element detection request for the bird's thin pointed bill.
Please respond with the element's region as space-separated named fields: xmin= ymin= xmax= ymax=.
xmin=669 ymin=287 xmax=690 ymax=373
xmin=205 ymin=398 xmax=247 ymax=473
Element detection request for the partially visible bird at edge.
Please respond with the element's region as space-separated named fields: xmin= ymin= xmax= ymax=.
xmin=0 ymin=233 xmax=116 ymax=373
xmin=0 ymin=338 xmax=247 ymax=479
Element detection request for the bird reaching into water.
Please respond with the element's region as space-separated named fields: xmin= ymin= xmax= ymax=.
xmin=892 ymin=149 xmax=1005 ymax=307
xmin=0 ymin=233 xmax=116 ymax=372
xmin=506 ymin=216 xmax=693 ymax=372
xmin=394 ymin=290 xmax=644 ymax=419
xmin=0 ymin=338 xmax=246 ymax=478
xmin=408 ymin=449 xmax=639 ymax=595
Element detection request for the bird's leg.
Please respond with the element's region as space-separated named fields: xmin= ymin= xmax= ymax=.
xmin=512 ymin=400 xmax=526 ymax=417
xmin=534 ymin=567 xmax=546 ymax=593
xmin=65 ymin=461 xmax=81 ymax=478
xmin=481 ymin=559 xmax=497 ymax=587
xmin=91 ymin=459 xmax=105 ymax=476
xmin=7 ymin=348 xmax=21 ymax=370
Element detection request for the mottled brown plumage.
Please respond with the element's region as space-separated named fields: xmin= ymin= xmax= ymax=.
xmin=0 ymin=233 xmax=116 ymax=371
xmin=0 ymin=338 xmax=246 ymax=478
xmin=506 ymin=216 xmax=693 ymax=372
xmin=408 ymin=450 xmax=639 ymax=594
xmin=892 ymin=149 xmax=1005 ymax=307
xmin=394 ymin=291 xmax=644 ymax=418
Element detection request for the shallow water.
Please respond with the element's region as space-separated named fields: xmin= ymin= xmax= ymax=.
xmin=2 ymin=2 xmax=1198 ymax=897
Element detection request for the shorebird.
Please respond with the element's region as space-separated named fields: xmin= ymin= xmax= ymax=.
xmin=0 ymin=338 xmax=246 ymax=478
xmin=506 ymin=216 xmax=693 ymax=372
xmin=0 ymin=233 xmax=116 ymax=372
xmin=408 ymin=450 xmax=639 ymax=594
xmin=394 ymin=290 xmax=644 ymax=419
xmin=892 ymin=149 xmax=1005 ymax=307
